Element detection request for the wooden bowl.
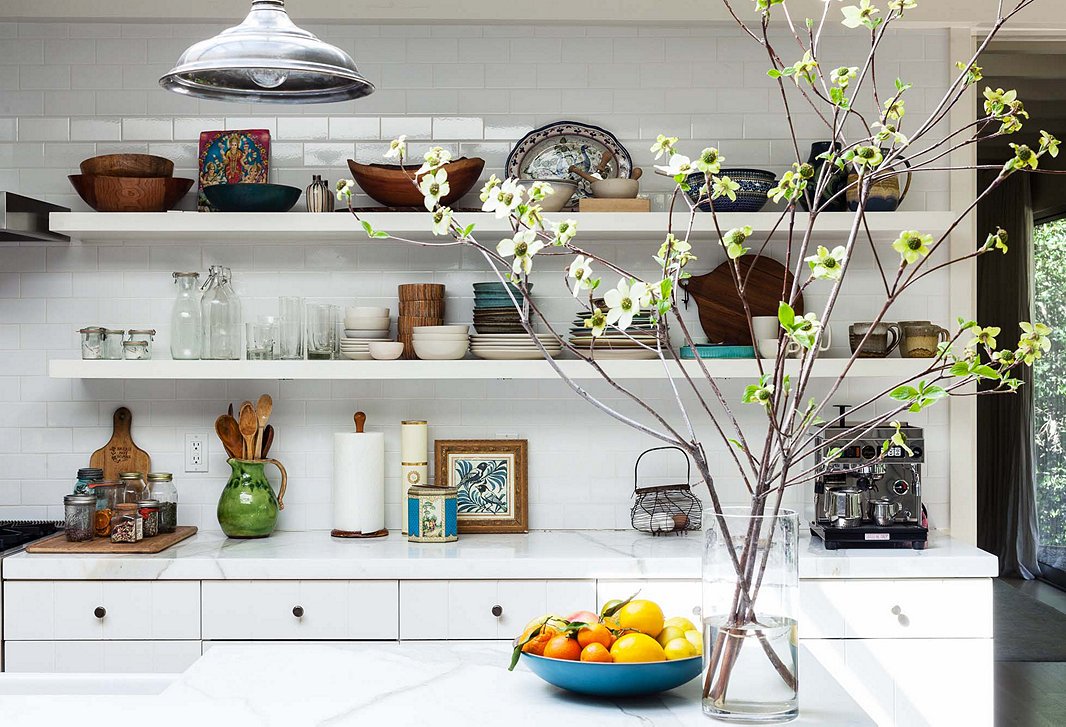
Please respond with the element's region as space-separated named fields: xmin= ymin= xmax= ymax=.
xmin=398 ymin=283 xmax=446 ymax=301
xmin=79 ymin=154 xmax=174 ymax=178
xmin=347 ymin=157 xmax=485 ymax=208
xmin=400 ymin=301 xmax=446 ymax=318
xmin=69 ymin=174 xmax=193 ymax=212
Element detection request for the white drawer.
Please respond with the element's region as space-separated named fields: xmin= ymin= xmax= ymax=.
xmin=201 ymin=580 xmax=398 ymax=640
xmin=3 ymin=640 xmax=202 ymax=673
xmin=3 ymin=581 xmax=200 ymax=641
xmin=799 ymin=579 xmax=992 ymax=639
xmin=597 ymin=580 xmax=702 ymax=623
xmin=399 ymin=580 xmax=596 ymax=640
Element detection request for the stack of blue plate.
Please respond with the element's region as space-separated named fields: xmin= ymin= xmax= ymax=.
xmin=473 ymin=282 xmax=532 ymax=333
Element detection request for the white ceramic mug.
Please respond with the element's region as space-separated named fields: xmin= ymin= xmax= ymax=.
xmin=752 ymin=316 xmax=779 ymax=341
xmin=759 ymin=338 xmax=802 ymax=359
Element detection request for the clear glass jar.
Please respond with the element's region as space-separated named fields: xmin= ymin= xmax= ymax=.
xmin=171 ymin=272 xmax=202 ymax=360
xmin=73 ymin=467 xmax=103 ymax=495
xmin=102 ymin=329 xmax=125 ymax=360
xmin=118 ymin=472 xmax=146 ymax=503
xmin=201 ymin=265 xmax=241 ymax=360
xmin=147 ymin=472 xmax=178 ymax=533
xmin=90 ymin=481 xmax=121 ymax=537
xmin=138 ymin=499 xmax=161 ymax=538
xmin=221 ymin=267 xmax=242 ymax=359
xmin=123 ymin=340 xmax=150 ymax=360
xmin=126 ymin=329 xmax=156 ymax=358
xmin=110 ymin=503 xmax=142 ymax=543
xmin=64 ymin=494 xmax=96 ymax=542
xmin=79 ymin=327 xmax=106 ymax=359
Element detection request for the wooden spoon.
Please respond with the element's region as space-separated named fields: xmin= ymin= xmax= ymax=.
xmin=238 ymin=403 xmax=258 ymax=460
xmin=355 ymin=411 xmax=366 ymax=433
xmin=254 ymin=393 xmax=273 ymax=458
xmin=261 ymin=425 xmax=275 ymax=458
xmin=214 ymin=415 xmax=243 ymax=460
xmin=631 ymin=167 xmax=643 ymax=181
xmin=227 ymin=403 xmax=234 ymax=419
xmin=596 ymin=149 xmax=615 ymax=176
xmin=568 ymin=165 xmax=601 ymax=184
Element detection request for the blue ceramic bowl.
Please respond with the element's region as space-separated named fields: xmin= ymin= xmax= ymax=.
xmin=203 ymin=183 xmax=302 ymax=213
xmin=473 ymin=282 xmax=533 ymax=292
xmin=685 ymin=168 xmax=776 ymax=213
xmin=522 ymin=654 xmax=703 ymax=697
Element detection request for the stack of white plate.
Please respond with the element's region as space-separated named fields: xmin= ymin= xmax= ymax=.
xmin=471 ymin=333 xmax=564 ymax=360
xmin=412 ymin=325 xmax=469 ymax=360
xmin=342 ymin=306 xmax=391 ymax=360
xmin=568 ymin=307 xmax=661 ymax=360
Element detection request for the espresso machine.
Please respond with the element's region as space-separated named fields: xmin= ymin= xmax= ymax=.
xmin=811 ymin=420 xmax=928 ymax=549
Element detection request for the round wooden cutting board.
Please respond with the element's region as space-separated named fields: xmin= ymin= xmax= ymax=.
xmin=680 ymin=255 xmax=804 ymax=345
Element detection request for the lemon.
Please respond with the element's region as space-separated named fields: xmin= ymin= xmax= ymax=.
xmin=617 ymin=599 xmax=665 ymax=637
xmin=684 ymin=629 xmax=703 ymax=655
xmin=610 ymin=632 xmax=666 ymax=663
xmin=664 ymin=616 xmax=697 ymax=633
xmin=656 ymin=625 xmax=686 ymax=648
xmin=663 ymin=637 xmax=697 ymax=660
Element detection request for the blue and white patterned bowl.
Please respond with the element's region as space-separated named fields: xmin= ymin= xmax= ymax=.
xmin=685 ymin=168 xmax=776 ymax=213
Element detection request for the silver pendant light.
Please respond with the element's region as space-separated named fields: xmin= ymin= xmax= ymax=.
xmin=159 ymin=0 xmax=374 ymax=104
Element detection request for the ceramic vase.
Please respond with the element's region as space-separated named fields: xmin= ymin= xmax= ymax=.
xmin=305 ymin=174 xmax=334 ymax=213
xmin=217 ymin=458 xmax=288 ymax=538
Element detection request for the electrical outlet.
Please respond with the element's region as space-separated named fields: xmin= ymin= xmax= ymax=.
xmin=185 ymin=433 xmax=208 ymax=473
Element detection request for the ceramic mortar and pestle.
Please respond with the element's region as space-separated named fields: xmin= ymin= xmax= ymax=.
xmin=568 ymin=164 xmax=642 ymax=198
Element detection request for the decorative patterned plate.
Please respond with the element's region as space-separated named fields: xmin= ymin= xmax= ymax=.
xmin=506 ymin=121 xmax=632 ymax=201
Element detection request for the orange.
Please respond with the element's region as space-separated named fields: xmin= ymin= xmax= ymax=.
xmin=580 ymin=643 xmax=614 ymax=663
xmin=577 ymin=622 xmax=614 ymax=650
xmin=610 ymin=632 xmax=667 ymax=663
xmin=617 ymin=600 xmax=665 ymax=637
xmin=542 ymin=634 xmax=582 ymax=661
xmin=521 ymin=626 xmax=557 ymax=656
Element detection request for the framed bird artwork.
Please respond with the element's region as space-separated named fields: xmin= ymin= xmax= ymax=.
xmin=434 ymin=439 xmax=528 ymax=533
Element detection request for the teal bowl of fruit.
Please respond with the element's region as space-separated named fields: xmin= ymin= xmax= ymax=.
xmin=521 ymin=654 xmax=703 ymax=697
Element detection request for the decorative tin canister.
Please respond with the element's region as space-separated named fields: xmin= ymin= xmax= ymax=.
xmin=407 ymin=485 xmax=458 ymax=543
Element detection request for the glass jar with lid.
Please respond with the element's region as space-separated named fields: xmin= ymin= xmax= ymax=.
xmin=123 ymin=340 xmax=151 ymax=360
xmin=90 ymin=481 xmax=121 ymax=537
xmin=79 ymin=327 xmax=107 ymax=359
xmin=138 ymin=499 xmax=161 ymax=538
xmin=110 ymin=503 xmax=142 ymax=543
xmin=147 ymin=472 xmax=178 ymax=533
xmin=73 ymin=467 xmax=104 ymax=494
xmin=64 ymin=494 xmax=96 ymax=542
xmin=118 ymin=472 xmax=146 ymax=503
xmin=126 ymin=329 xmax=156 ymax=358
xmin=102 ymin=329 xmax=125 ymax=360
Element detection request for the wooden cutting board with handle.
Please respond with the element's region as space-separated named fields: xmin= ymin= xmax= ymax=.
xmin=680 ymin=255 xmax=804 ymax=345
xmin=90 ymin=407 xmax=151 ymax=481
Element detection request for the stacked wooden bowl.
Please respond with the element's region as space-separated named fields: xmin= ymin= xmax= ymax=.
xmin=398 ymin=284 xmax=445 ymax=359
xmin=70 ymin=154 xmax=192 ymax=212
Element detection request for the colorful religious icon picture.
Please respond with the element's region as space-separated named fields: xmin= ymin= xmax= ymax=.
xmin=434 ymin=439 xmax=528 ymax=533
xmin=198 ymin=129 xmax=271 ymax=211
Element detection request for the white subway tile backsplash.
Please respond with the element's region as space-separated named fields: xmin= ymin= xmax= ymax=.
xmin=329 ymin=117 xmax=381 ymax=141
xmin=278 ymin=117 xmax=329 ymax=140
xmin=19 ymin=65 xmax=71 ymax=90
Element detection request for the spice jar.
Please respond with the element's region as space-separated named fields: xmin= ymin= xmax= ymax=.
xmin=102 ymin=329 xmax=125 ymax=360
xmin=64 ymin=494 xmax=96 ymax=542
xmin=90 ymin=481 xmax=121 ymax=537
xmin=123 ymin=340 xmax=150 ymax=360
xmin=137 ymin=499 xmax=161 ymax=538
xmin=147 ymin=472 xmax=178 ymax=533
xmin=118 ymin=472 xmax=146 ymax=503
xmin=126 ymin=329 xmax=157 ymax=358
xmin=110 ymin=503 xmax=142 ymax=543
xmin=407 ymin=485 xmax=458 ymax=543
xmin=79 ymin=327 xmax=107 ymax=359
xmin=73 ymin=467 xmax=104 ymax=494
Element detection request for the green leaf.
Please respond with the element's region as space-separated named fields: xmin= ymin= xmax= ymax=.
xmin=767 ymin=69 xmax=783 ymax=79
xmin=728 ymin=438 xmax=746 ymax=452
xmin=360 ymin=220 xmax=375 ymax=238
xmin=601 ymin=591 xmax=640 ymax=618
xmin=890 ymin=385 xmax=919 ymax=402
xmin=970 ymin=364 xmax=1001 ymax=379
xmin=461 ymin=223 xmax=476 ymax=237
xmin=372 ymin=230 xmax=389 ymax=239
xmin=777 ymin=301 xmax=795 ymax=329
xmin=949 ymin=361 xmax=971 ymax=377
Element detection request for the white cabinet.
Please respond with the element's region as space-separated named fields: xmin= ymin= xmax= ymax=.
xmin=3 ymin=581 xmax=200 ymax=641
xmin=596 ymin=579 xmax=702 ymax=622
xmin=399 ymin=580 xmax=596 ymax=640
xmin=3 ymin=640 xmax=202 ymax=673
xmin=202 ymin=581 xmax=398 ymax=640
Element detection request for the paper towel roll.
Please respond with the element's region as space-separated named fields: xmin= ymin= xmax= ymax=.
xmin=333 ymin=432 xmax=385 ymax=535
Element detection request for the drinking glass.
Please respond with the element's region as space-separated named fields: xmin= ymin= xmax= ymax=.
xmin=306 ymin=303 xmax=337 ymax=360
xmin=246 ymin=322 xmax=277 ymax=360
xmin=278 ymin=296 xmax=304 ymax=360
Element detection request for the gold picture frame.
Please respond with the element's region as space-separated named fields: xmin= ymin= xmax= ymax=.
xmin=434 ymin=439 xmax=528 ymax=533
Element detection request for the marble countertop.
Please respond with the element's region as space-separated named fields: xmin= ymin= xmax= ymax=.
xmin=2 ymin=529 xmax=997 ymax=581
xmin=0 ymin=643 xmax=874 ymax=726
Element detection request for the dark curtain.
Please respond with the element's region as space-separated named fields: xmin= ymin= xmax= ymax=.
xmin=977 ymin=171 xmax=1041 ymax=579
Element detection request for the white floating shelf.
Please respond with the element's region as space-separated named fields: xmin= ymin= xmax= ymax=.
xmin=49 ymin=211 xmax=959 ymax=244
xmin=48 ymin=357 xmax=939 ymax=381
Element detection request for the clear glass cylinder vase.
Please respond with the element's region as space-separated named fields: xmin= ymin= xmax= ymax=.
xmin=702 ymin=507 xmax=799 ymax=723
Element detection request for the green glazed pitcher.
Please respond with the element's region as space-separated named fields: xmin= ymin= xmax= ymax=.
xmin=217 ymin=458 xmax=288 ymax=538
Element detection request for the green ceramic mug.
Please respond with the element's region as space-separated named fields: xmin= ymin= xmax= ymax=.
xmin=217 ymin=458 xmax=288 ymax=539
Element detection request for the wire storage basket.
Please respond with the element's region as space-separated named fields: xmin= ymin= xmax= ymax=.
xmin=630 ymin=446 xmax=703 ymax=536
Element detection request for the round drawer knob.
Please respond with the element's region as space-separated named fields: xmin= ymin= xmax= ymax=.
xmin=94 ymin=606 xmax=106 ymax=619
xmin=491 ymin=605 xmax=503 ymax=618
xmin=891 ymin=605 xmax=902 ymax=616
xmin=692 ymin=606 xmax=702 ymax=617
xmin=292 ymin=605 xmax=304 ymax=618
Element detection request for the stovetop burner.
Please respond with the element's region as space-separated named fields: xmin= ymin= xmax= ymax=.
xmin=0 ymin=520 xmax=62 ymax=553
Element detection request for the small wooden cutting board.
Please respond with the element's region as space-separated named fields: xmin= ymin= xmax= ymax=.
xmin=26 ymin=526 xmax=197 ymax=554
xmin=90 ymin=406 xmax=151 ymax=481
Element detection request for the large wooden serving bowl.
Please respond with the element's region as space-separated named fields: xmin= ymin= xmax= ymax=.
xmin=69 ymin=174 xmax=193 ymax=212
xmin=346 ymin=157 xmax=485 ymax=208
xmin=79 ymin=154 xmax=174 ymax=178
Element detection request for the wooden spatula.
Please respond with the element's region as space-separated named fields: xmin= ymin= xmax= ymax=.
xmin=90 ymin=407 xmax=150 ymax=481
xmin=261 ymin=425 xmax=275 ymax=458
xmin=254 ymin=394 xmax=273 ymax=459
xmin=238 ymin=404 xmax=258 ymax=460
xmin=215 ymin=415 xmax=243 ymax=460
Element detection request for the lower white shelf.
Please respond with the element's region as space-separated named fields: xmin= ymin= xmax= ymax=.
xmin=47 ymin=357 xmax=941 ymax=381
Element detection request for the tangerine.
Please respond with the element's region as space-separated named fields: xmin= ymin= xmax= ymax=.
xmin=521 ymin=626 xmax=558 ymax=656
xmin=542 ymin=634 xmax=582 ymax=661
xmin=580 ymin=643 xmax=614 ymax=663
xmin=577 ymin=622 xmax=614 ymax=650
